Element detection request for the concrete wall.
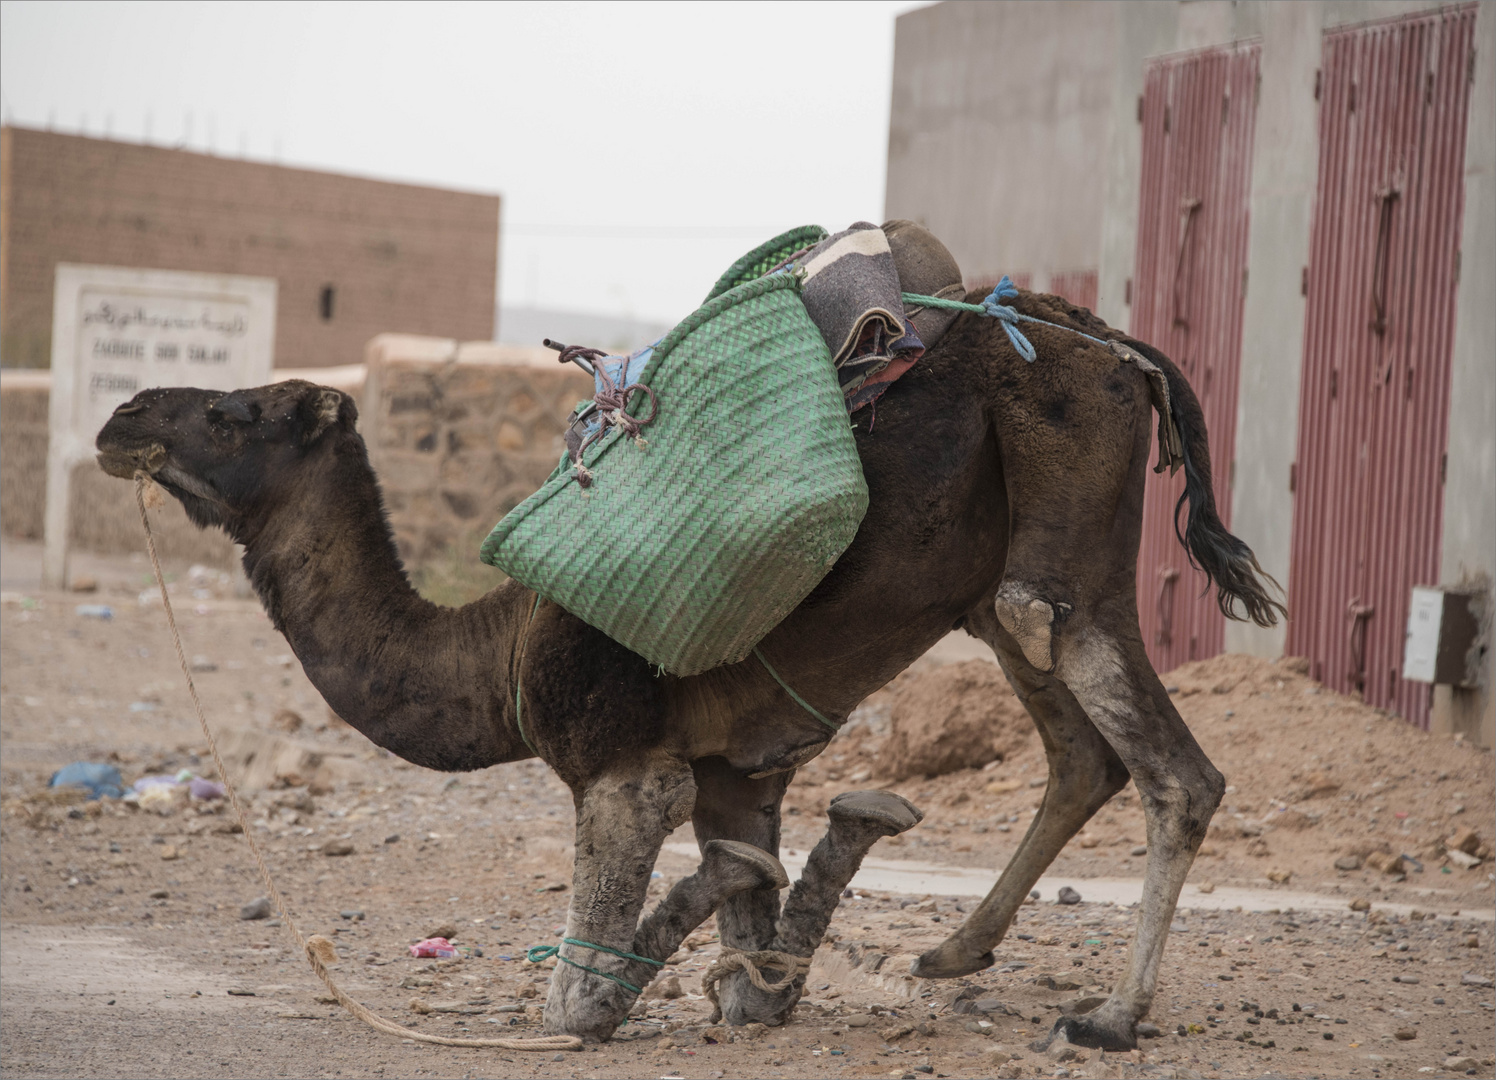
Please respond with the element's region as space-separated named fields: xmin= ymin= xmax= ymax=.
xmin=885 ymin=1 xmax=1123 ymax=299
xmin=1435 ymin=3 xmax=1496 ymax=747
xmin=0 ymin=127 xmax=499 ymax=370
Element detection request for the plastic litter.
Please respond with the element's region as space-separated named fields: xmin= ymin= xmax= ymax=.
xmin=189 ymin=777 xmax=225 ymax=801
xmin=410 ymin=937 xmax=459 ymax=959
xmin=49 ymin=762 xmax=125 ymax=800
xmin=74 ymin=604 xmax=114 ymax=619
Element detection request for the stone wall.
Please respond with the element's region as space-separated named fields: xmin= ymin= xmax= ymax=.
xmin=360 ymin=335 xmax=593 ymax=569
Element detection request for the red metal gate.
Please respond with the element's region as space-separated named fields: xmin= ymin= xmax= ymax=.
xmin=1286 ymin=6 xmax=1477 ymax=728
xmin=1131 ymin=42 xmax=1261 ymax=673
xmin=1049 ymin=270 xmax=1099 ymax=312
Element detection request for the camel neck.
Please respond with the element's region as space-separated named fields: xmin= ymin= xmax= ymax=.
xmin=236 ymin=435 xmax=530 ymax=771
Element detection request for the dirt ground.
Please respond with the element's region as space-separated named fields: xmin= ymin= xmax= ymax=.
xmin=2 ymin=537 xmax=1493 ymax=1080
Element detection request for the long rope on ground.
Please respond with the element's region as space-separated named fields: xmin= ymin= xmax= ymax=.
xmin=701 ymin=947 xmax=812 ymax=1024
xmin=133 ymin=472 xmax=581 ymax=1053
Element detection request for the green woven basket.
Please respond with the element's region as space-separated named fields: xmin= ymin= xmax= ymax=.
xmin=479 ymin=268 xmax=867 ymax=676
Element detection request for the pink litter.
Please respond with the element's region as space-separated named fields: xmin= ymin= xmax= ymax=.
xmin=409 ymin=937 xmax=458 ymax=958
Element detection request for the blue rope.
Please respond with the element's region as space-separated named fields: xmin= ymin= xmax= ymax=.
xmin=526 ymin=938 xmax=665 ymax=996
xmin=902 ymin=275 xmax=1112 ymax=363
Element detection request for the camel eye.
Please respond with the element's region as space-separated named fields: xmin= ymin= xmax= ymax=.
xmin=210 ymin=395 xmax=258 ymax=425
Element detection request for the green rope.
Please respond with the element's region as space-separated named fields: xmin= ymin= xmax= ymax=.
xmin=753 ymin=646 xmax=839 ymax=732
xmin=513 ymin=593 xmax=542 ymax=757
xmin=901 ymin=292 xmax=986 ymax=314
xmin=903 ymin=279 xmax=1111 ymax=364
xmin=526 ymin=938 xmax=665 ymax=996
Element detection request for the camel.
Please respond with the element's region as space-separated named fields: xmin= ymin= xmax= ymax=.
xmin=95 ymin=263 xmax=1282 ymax=1048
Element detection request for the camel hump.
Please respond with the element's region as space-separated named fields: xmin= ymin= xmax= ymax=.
xmin=883 ymin=219 xmax=966 ymax=348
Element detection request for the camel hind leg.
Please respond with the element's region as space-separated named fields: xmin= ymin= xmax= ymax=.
xmin=961 ymin=345 xmax=1222 ymax=1049
xmin=911 ymin=600 xmax=1129 ymax=979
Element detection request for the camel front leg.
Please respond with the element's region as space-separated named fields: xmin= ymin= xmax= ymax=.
xmin=690 ymin=757 xmax=922 ymax=1026
xmin=542 ymin=748 xmax=697 ymax=1042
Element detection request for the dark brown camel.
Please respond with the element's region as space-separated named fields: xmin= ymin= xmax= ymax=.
xmin=95 ymin=277 xmax=1281 ymax=1048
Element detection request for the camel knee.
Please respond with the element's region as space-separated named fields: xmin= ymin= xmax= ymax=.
xmin=1139 ymin=760 xmax=1225 ymax=850
xmin=994 ymin=582 xmax=1072 ymax=673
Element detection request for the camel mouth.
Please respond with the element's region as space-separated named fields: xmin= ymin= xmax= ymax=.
xmin=95 ymin=444 xmax=167 ymax=480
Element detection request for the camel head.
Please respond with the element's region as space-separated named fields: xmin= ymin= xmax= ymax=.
xmin=95 ymin=380 xmax=357 ymax=532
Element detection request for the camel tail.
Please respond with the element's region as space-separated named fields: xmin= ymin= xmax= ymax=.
xmin=1128 ymin=339 xmax=1287 ymax=628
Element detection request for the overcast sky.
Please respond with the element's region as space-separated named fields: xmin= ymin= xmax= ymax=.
xmin=1 ymin=0 xmax=926 ymax=331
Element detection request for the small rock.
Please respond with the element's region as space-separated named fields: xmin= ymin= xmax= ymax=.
xmin=1445 ymin=1056 xmax=1479 ymax=1071
xmin=1049 ymin=1040 xmax=1085 ymax=1063
xmin=384 ymin=834 xmax=401 ymax=844
xmin=270 ymin=708 xmax=304 ymax=733
xmin=226 ymin=987 xmax=255 ymax=996
xmin=516 ymin=984 xmax=538 ymax=999
xmin=1349 ymin=897 xmax=1371 ymax=912
xmin=1130 ymin=845 xmax=1148 ymax=857
xmin=1136 ymin=1022 xmax=1161 ymax=1038
xmin=846 ymin=1013 xmax=873 ymax=1027
xmin=426 ymin=923 xmax=458 ymax=940
xmin=1447 ymin=828 xmax=1482 ymax=855
xmin=158 ymin=844 xmax=179 ymax=861
xmin=1459 ymin=973 xmax=1493 ymax=987
xmin=1196 ymin=881 xmax=1215 ymax=894
xmin=649 ymin=976 xmax=683 ymax=1001
xmin=1467 ymin=934 xmax=1482 ymax=948
xmin=1057 ymin=886 xmax=1081 ymax=905
xmin=240 ymin=896 xmax=273 ymax=920
xmin=339 ymin=909 xmax=365 ymax=921
xmin=322 ymin=840 xmax=355 ymax=857
xmin=148 ymin=888 xmax=169 ymax=899
xmin=1334 ymin=855 xmax=1364 ymax=871
xmin=1393 ymin=975 xmax=1419 ymax=984
xmin=881 ymin=1022 xmax=915 ymax=1041
xmin=408 ymin=997 xmax=431 ymax=1014
xmin=190 ymin=656 xmax=217 ymax=673
xmin=1267 ymin=868 xmax=1292 ymax=883
xmin=987 ymin=1050 xmax=1013 ymax=1065
xmin=1393 ymin=1028 xmax=1417 ymax=1041
xmin=69 ymin=575 xmax=99 ymax=593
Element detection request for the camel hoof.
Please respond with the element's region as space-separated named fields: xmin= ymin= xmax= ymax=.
xmin=701 ymin=839 xmax=790 ymax=892
xmin=1035 ymin=1013 xmax=1137 ymax=1053
xmin=828 ymin=790 xmax=923 ymax=837
xmin=909 ymin=940 xmax=994 ymax=979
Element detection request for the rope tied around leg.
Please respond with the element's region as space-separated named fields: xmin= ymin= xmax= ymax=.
xmin=132 ymin=471 xmax=581 ymax=1053
xmin=526 ymin=939 xmax=664 ymax=996
xmin=701 ymin=947 xmax=813 ymax=1024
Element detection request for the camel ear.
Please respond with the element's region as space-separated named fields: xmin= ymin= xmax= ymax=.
xmin=301 ymin=387 xmax=352 ymax=444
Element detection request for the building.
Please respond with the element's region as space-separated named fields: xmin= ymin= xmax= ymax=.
xmin=888 ymin=1 xmax=1494 ymax=745
xmin=0 ymin=127 xmax=500 ymax=370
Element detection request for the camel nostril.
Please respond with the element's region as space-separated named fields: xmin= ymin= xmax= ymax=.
xmin=112 ymin=402 xmax=146 ymax=416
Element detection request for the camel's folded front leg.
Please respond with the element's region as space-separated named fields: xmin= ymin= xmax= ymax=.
xmin=716 ymin=789 xmax=922 ymax=1026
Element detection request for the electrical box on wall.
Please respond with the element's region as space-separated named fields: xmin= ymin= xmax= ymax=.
xmin=1403 ymin=587 xmax=1482 ymax=688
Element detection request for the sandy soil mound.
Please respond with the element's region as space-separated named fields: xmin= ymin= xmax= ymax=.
xmin=875 ymin=660 xmax=1033 ymax=780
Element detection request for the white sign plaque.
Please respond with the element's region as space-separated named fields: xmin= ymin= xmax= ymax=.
xmin=44 ymin=265 xmax=277 ymax=587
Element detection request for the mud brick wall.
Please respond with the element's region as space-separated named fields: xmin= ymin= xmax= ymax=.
xmin=0 ymin=126 xmax=499 ymax=370
xmin=361 ymin=335 xmax=594 ymax=567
